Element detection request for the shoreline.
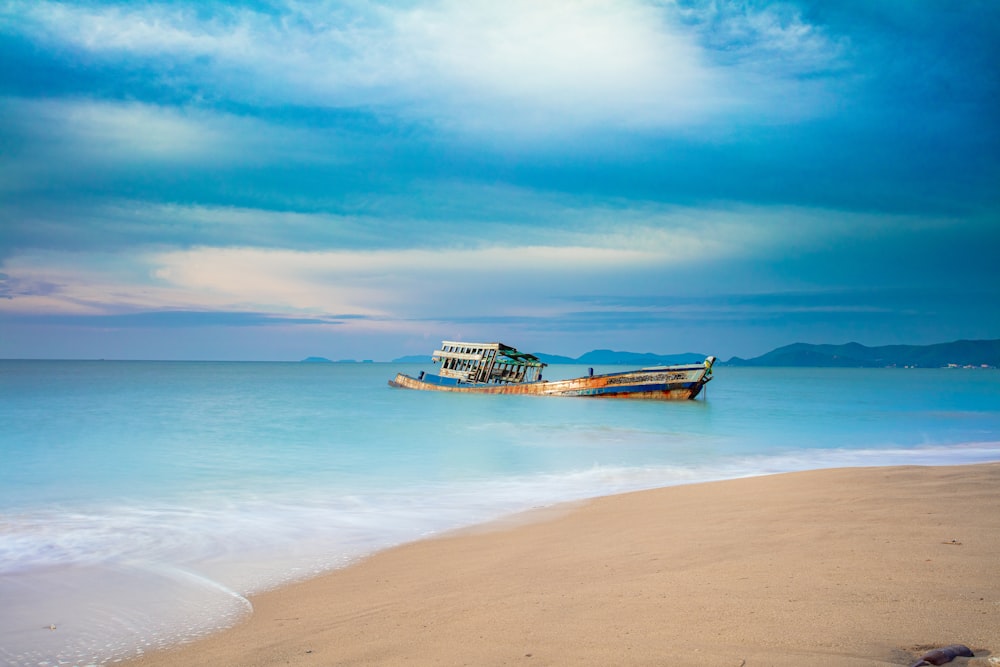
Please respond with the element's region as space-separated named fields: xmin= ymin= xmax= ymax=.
xmin=128 ymin=463 xmax=1000 ymax=666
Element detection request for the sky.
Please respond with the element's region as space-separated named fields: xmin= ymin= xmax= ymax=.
xmin=1 ymin=0 xmax=998 ymax=361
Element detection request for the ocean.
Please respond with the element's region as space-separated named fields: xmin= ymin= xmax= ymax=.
xmin=2 ymin=360 xmax=999 ymax=666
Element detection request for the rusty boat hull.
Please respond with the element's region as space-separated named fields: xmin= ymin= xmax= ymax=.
xmin=389 ymin=362 xmax=714 ymax=400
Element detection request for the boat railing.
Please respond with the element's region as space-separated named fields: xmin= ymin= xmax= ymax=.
xmin=429 ymin=341 xmax=547 ymax=385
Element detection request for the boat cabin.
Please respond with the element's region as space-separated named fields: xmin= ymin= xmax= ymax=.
xmin=432 ymin=341 xmax=546 ymax=385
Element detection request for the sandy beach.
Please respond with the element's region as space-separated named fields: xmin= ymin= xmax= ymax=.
xmin=128 ymin=464 xmax=1000 ymax=667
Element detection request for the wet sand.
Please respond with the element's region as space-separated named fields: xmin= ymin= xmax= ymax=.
xmin=128 ymin=463 xmax=1000 ymax=666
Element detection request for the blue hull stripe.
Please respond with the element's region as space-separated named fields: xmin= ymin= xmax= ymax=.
xmin=562 ymin=382 xmax=695 ymax=396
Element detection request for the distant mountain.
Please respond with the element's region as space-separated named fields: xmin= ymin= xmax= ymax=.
xmin=392 ymin=340 xmax=1000 ymax=368
xmin=537 ymin=349 xmax=707 ymax=365
xmin=300 ymin=356 xmax=333 ymax=363
xmin=725 ymin=339 xmax=1000 ymax=368
xmin=531 ymin=353 xmax=577 ymax=364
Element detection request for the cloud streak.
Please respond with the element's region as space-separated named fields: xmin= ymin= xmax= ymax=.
xmin=0 ymin=310 xmax=356 ymax=328
xmin=1 ymin=200 xmax=981 ymax=325
xmin=5 ymin=0 xmax=846 ymax=138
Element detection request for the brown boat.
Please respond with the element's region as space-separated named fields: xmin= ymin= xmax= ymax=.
xmin=389 ymin=341 xmax=715 ymax=400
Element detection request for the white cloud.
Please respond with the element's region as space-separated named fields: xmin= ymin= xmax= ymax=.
xmin=0 ymin=224 xmax=717 ymax=320
xmin=0 ymin=96 xmax=342 ymax=194
xmin=5 ymin=0 xmax=846 ymax=138
xmin=0 ymin=251 xmax=208 ymax=315
xmin=58 ymin=100 xmax=222 ymax=159
xmin=3 ymin=196 xmax=940 ymax=324
xmin=380 ymin=0 xmax=724 ymax=133
xmin=678 ymin=2 xmax=843 ymax=67
xmin=1 ymin=97 xmax=229 ymax=164
xmin=149 ymin=244 xmax=664 ymax=316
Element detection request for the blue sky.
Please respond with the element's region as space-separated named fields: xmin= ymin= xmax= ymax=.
xmin=1 ymin=0 xmax=998 ymax=361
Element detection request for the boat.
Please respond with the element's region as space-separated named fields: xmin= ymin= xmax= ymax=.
xmin=389 ymin=341 xmax=715 ymax=400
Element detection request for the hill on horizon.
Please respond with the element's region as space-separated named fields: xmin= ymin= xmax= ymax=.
xmin=535 ymin=349 xmax=706 ymax=366
xmin=724 ymin=338 xmax=1000 ymax=368
xmin=390 ymin=339 xmax=999 ymax=368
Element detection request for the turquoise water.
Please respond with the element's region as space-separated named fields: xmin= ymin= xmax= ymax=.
xmin=2 ymin=360 xmax=999 ymax=665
